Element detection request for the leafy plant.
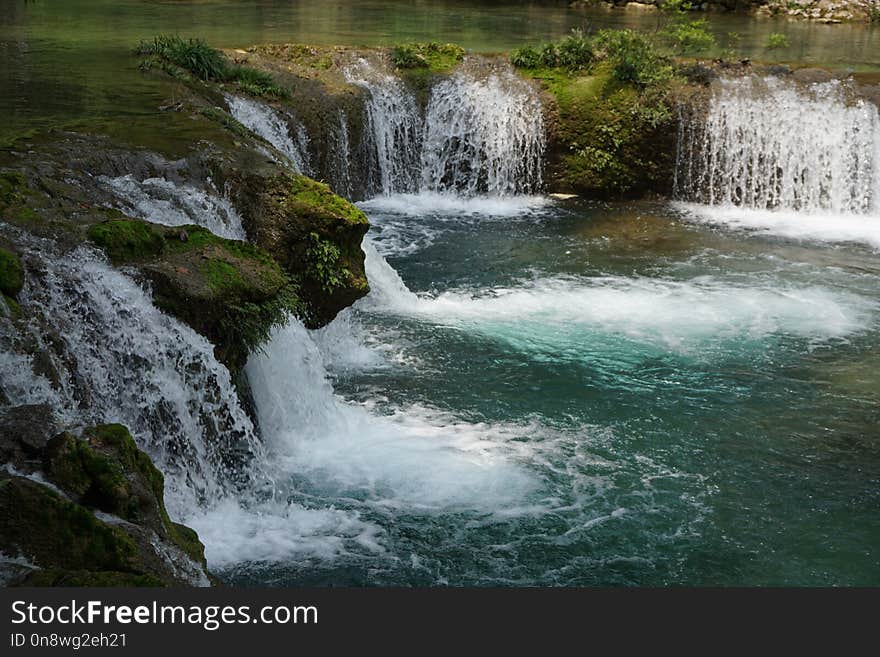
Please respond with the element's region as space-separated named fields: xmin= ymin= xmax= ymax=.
xmin=662 ymin=18 xmax=716 ymax=55
xmin=510 ymin=45 xmax=542 ymax=69
xmin=306 ymin=232 xmax=351 ymax=294
xmin=390 ymin=42 xmax=465 ymax=70
xmin=766 ymin=33 xmax=790 ymax=50
xmin=557 ymin=29 xmax=594 ymax=70
xmin=593 ymin=29 xmax=673 ymax=87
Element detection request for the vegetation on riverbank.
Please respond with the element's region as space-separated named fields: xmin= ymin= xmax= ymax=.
xmin=137 ymin=35 xmax=288 ymax=98
xmin=512 ymin=28 xmax=683 ymax=197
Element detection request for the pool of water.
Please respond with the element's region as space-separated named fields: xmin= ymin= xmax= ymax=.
xmin=2 ymin=0 xmax=879 ymax=142
xmin=194 ymin=196 xmax=879 ymax=586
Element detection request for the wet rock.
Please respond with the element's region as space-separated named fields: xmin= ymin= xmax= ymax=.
xmin=678 ymin=63 xmax=719 ymax=86
xmin=0 ymin=404 xmax=57 ymax=470
xmin=219 ymin=168 xmax=370 ymax=327
xmin=793 ymin=68 xmax=833 ymax=84
xmin=87 ymin=219 xmax=298 ymax=371
xmin=0 ymin=423 xmax=210 ymax=587
xmin=765 ymin=64 xmax=793 ymax=77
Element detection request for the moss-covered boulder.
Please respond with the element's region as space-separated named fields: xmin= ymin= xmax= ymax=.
xmin=0 ymin=476 xmax=141 ymax=572
xmin=0 ymin=420 xmax=210 ymax=587
xmin=87 ymin=219 xmax=298 ymax=370
xmin=222 ymin=170 xmax=370 ymax=328
xmin=0 ymin=246 xmax=24 ymax=299
xmin=533 ymin=64 xmax=678 ymax=198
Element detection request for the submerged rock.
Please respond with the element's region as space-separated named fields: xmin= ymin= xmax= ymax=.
xmin=0 ymin=421 xmax=209 ymax=587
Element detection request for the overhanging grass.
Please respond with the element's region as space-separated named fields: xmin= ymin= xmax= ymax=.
xmin=136 ymin=35 xmax=288 ymax=98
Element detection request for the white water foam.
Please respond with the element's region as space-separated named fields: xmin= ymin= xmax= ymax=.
xmin=676 ymin=76 xmax=880 ymax=214
xmin=362 ymin=245 xmax=874 ymax=352
xmin=245 ymin=319 xmax=539 ymax=511
xmin=421 ymin=69 xmax=545 ymax=195
xmin=674 ymin=202 xmax=880 ymax=250
xmin=7 ymin=245 xmax=261 ymax=514
xmin=360 ymin=191 xmax=552 ymax=218
xmin=100 ymin=175 xmax=247 ymax=240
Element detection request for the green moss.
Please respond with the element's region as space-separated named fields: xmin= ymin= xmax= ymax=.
xmin=390 ymin=42 xmax=465 ymax=72
xmin=526 ymin=63 xmax=676 ymax=197
xmin=87 ymin=219 xmax=298 ymax=368
xmin=2 ymin=293 xmax=21 ymax=318
xmin=0 ymin=247 xmax=24 ymax=297
xmin=287 ymin=176 xmax=369 ymax=227
xmin=0 ymin=171 xmax=25 ymax=206
xmin=200 ymin=258 xmax=246 ymax=294
xmin=0 ymin=476 xmax=139 ymax=573
xmin=87 ymin=219 xmax=165 ymax=264
xmin=18 ymin=569 xmax=166 ymax=587
xmin=199 ymin=106 xmax=255 ymax=141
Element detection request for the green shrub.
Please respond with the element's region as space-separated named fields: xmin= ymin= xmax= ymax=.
xmin=766 ymin=33 xmax=790 ymax=50
xmin=136 ymin=36 xmax=227 ymax=81
xmin=539 ymin=42 xmax=560 ymax=68
xmin=510 ymin=45 xmax=542 ymax=69
xmin=390 ymin=44 xmax=427 ymax=69
xmin=557 ymin=29 xmax=594 ymax=71
xmin=593 ymin=29 xmax=673 ymax=87
xmin=663 ymin=18 xmax=716 ymax=55
xmin=226 ymin=66 xmax=285 ymax=97
xmin=390 ymin=42 xmax=464 ymax=71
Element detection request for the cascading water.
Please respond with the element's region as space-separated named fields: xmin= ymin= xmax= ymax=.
xmin=421 ymin=69 xmax=545 ymax=196
xmin=226 ymin=94 xmax=311 ymax=174
xmin=675 ymin=76 xmax=880 ymax=214
xmin=343 ymin=58 xmax=545 ymax=197
xmin=0 ymin=231 xmax=263 ymax=517
xmin=328 ymin=109 xmax=354 ymax=199
xmin=100 ymin=175 xmax=247 ymax=240
xmin=344 ymin=59 xmax=424 ymax=195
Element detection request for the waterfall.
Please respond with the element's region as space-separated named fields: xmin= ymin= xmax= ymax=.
xmin=344 ymin=59 xmax=424 ymax=195
xmin=100 ymin=175 xmax=247 ymax=240
xmin=676 ymin=76 xmax=880 ymax=214
xmin=0 ymin=234 xmax=264 ymax=517
xmin=421 ymin=69 xmax=545 ymax=196
xmin=343 ymin=58 xmax=545 ymax=197
xmin=329 ymin=109 xmax=354 ymax=199
xmin=225 ymin=94 xmax=311 ymax=174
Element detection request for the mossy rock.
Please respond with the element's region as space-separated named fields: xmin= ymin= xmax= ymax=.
xmin=227 ymin=171 xmax=369 ymax=328
xmin=0 ymin=475 xmax=140 ymax=573
xmin=0 ymin=247 xmax=24 ymax=298
xmin=527 ymin=64 xmax=678 ymax=198
xmin=0 ymin=419 xmax=211 ymax=587
xmin=87 ymin=219 xmax=299 ymax=370
xmin=43 ymin=424 xmax=207 ymax=568
xmin=0 ymin=170 xmax=26 ymax=206
xmin=17 ymin=569 xmax=166 ymax=587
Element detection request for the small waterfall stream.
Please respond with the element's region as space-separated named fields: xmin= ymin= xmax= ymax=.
xmin=0 ymin=232 xmax=264 ymax=518
xmin=349 ymin=58 xmax=547 ymax=197
xmin=675 ymin=76 xmax=880 ymax=214
xmin=226 ymin=94 xmax=312 ymax=174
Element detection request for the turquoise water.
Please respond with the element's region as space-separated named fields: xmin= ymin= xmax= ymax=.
xmin=3 ymin=0 xmax=879 ymax=586
xmin=210 ymin=198 xmax=880 ymax=586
